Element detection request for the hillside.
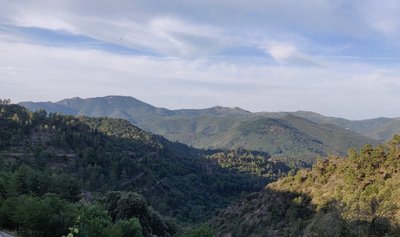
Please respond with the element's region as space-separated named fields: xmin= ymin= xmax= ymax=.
xmin=275 ymin=111 xmax=400 ymax=141
xmin=19 ymin=96 xmax=378 ymax=165
xmin=212 ymin=136 xmax=400 ymax=237
xmin=0 ymin=104 xmax=289 ymax=236
xmin=152 ymin=114 xmax=377 ymax=165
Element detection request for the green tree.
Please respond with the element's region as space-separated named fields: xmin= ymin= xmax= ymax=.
xmin=0 ymin=99 xmax=11 ymax=105
xmin=185 ymin=225 xmax=214 ymax=237
xmin=12 ymin=194 xmax=76 ymax=237
xmin=110 ymin=218 xmax=144 ymax=237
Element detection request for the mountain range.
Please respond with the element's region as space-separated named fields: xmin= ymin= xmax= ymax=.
xmin=19 ymin=95 xmax=387 ymax=165
xmin=3 ymin=99 xmax=400 ymax=236
xmin=265 ymin=110 xmax=400 ymax=141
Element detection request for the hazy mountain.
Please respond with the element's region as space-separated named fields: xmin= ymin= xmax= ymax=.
xmin=20 ymin=96 xmax=379 ymax=164
xmin=18 ymin=101 xmax=78 ymax=115
xmin=283 ymin=111 xmax=400 ymax=141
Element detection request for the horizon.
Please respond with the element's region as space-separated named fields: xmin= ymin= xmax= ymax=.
xmin=2 ymin=1 xmax=400 ymax=119
xmin=16 ymin=94 xmax=399 ymax=121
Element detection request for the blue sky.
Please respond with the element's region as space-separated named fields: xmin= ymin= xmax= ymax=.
xmin=1 ymin=0 xmax=400 ymax=119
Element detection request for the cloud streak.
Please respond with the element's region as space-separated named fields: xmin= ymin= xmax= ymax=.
xmin=3 ymin=0 xmax=397 ymax=58
xmin=1 ymin=36 xmax=400 ymax=119
xmin=1 ymin=0 xmax=400 ymax=119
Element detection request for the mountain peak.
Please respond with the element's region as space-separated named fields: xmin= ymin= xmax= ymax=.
xmin=57 ymin=96 xmax=83 ymax=105
xmin=209 ymin=105 xmax=251 ymax=115
xmin=18 ymin=95 xmax=400 ymax=141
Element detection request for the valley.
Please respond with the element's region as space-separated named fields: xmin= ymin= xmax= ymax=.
xmin=0 ymin=103 xmax=286 ymax=236
xmin=20 ymin=96 xmax=380 ymax=166
xmin=2 ymin=100 xmax=399 ymax=236
xmin=3 ymin=1 xmax=400 ymax=236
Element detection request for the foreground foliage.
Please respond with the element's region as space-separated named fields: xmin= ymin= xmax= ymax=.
xmin=212 ymin=136 xmax=400 ymax=236
xmin=0 ymin=191 xmax=164 ymax=237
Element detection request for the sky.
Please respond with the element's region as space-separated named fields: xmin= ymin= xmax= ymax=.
xmin=1 ymin=0 xmax=400 ymax=119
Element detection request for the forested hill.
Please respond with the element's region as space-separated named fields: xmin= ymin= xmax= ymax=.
xmin=267 ymin=110 xmax=400 ymax=141
xmin=212 ymin=136 xmax=400 ymax=237
xmin=19 ymin=96 xmax=378 ymax=165
xmin=0 ymin=104 xmax=288 ymax=237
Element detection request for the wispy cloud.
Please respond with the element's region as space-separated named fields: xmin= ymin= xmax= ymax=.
xmin=360 ymin=0 xmax=400 ymax=37
xmin=148 ymin=16 xmax=230 ymax=57
xmin=1 ymin=36 xmax=400 ymax=119
xmin=261 ymin=41 xmax=318 ymax=66
xmin=1 ymin=0 xmax=400 ymax=119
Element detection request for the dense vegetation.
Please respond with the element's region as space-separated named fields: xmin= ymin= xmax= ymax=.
xmin=20 ymin=95 xmax=378 ymax=165
xmin=0 ymin=188 xmax=172 ymax=237
xmin=287 ymin=111 xmax=400 ymax=141
xmin=5 ymin=100 xmax=400 ymax=236
xmin=205 ymin=149 xmax=289 ymax=178
xmin=212 ymin=136 xmax=400 ymax=236
xmin=0 ymin=104 xmax=288 ymax=236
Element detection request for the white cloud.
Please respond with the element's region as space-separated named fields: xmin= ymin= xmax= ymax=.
xmin=261 ymin=41 xmax=318 ymax=66
xmin=148 ymin=17 xmax=229 ymax=57
xmin=1 ymin=0 xmax=400 ymax=119
xmin=1 ymin=37 xmax=400 ymax=119
xmin=360 ymin=0 xmax=400 ymax=37
xmin=263 ymin=41 xmax=297 ymax=62
xmin=11 ymin=13 xmax=76 ymax=32
xmin=0 ymin=0 xmax=387 ymax=58
xmin=0 ymin=1 xmax=234 ymax=57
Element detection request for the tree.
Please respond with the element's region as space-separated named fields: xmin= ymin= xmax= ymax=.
xmin=12 ymin=194 xmax=75 ymax=237
xmin=77 ymin=204 xmax=113 ymax=237
xmin=104 ymin=192 xmax=149 ymax=221
xmin=110 ymin=218 xmax=143 ymax=237
xmin=0 ymin=99 xmax=11 ymax=105
xmin=185 ymin=225 xmax=214 ymax=237
xmin=103 ymin=191 xmax=169 ymax=237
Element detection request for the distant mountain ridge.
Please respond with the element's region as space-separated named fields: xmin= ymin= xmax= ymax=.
xmin=257 ymin=111 xmax=400 ymax=141
xmin=19 ymin=96 xmax=381 ymax=165
xmin=254 ymin=110 xmax=400 ymax=141
xmin=288 ymin=111 xmax=400 ymax=141
xmin=20 ymin=96 xmax=251 ymax=122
